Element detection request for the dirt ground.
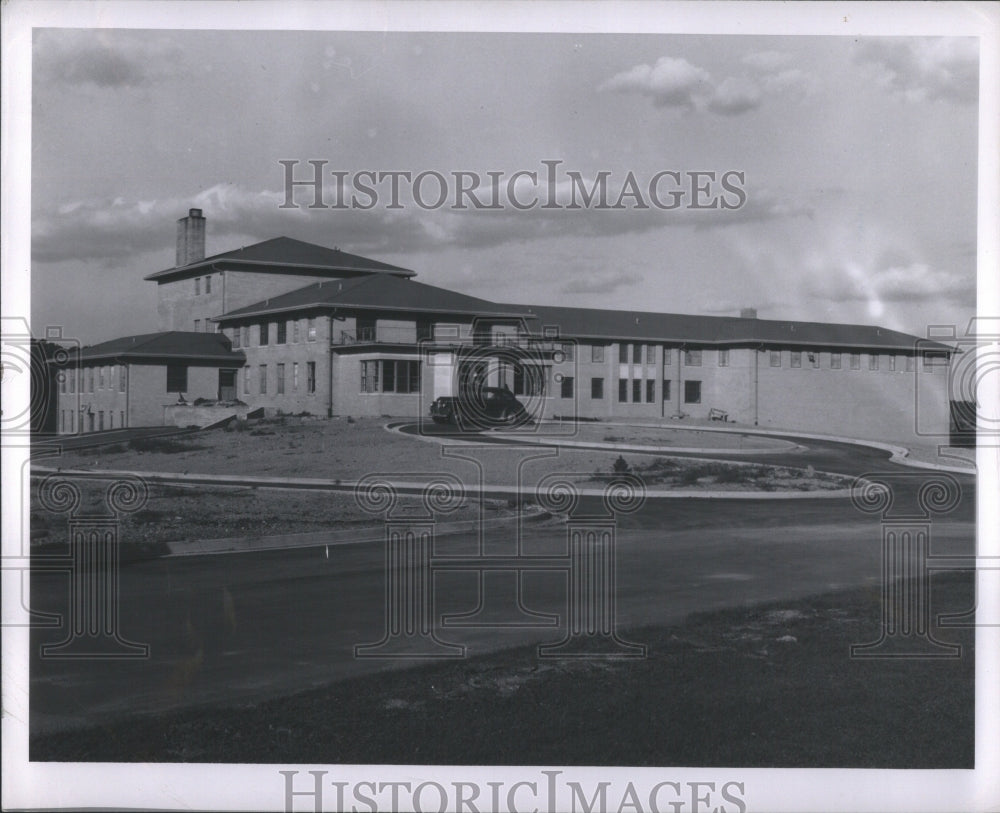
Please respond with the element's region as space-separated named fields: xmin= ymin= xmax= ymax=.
xmin=44 ymin=415 xmax=842 ymax=488
xmin=31 ymin=417 xmax=851 ymax=546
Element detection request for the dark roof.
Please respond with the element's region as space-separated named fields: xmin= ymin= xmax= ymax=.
xmin=144 ymin=236 xmax=415 ymax=281
xmin=216 ymin=274 xmax=531 ymax=321
xmin=71 ymin=331 xmax=246 ymax=363
xmin=509 ymin=304 xmax=952 ymax=352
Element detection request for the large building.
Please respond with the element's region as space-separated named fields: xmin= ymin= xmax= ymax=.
xmin=53 ymin=209 xmax=955 ymax=442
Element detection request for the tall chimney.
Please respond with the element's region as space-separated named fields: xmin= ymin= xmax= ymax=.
xmin=175 ymin=208 xmax=206 ymax=267
xmin=740 ymin=307 xmax=758 ymax=319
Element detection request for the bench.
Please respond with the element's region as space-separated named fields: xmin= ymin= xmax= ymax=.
xmin=708 ymin=408 xmax=729 ymax=422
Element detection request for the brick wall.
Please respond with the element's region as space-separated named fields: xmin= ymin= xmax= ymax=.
xmin=156 ymin=269 xmax=361 ymax=332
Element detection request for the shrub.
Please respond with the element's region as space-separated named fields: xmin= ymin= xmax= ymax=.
xmin=128 ymin=436 xmax=205 ymax=454
xmin=678 ymin=467 xmax=702 ymax=486
xmin=612 ymin=455 xmax=631 ymax=474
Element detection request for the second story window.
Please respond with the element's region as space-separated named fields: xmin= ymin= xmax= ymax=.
xmin=194 ymin=277 xmax=200 ymax=295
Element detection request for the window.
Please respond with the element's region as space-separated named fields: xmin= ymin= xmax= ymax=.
xmin=360 ymin=361 xmax=378 ymax=393
xmin=514 ymin=364 xmax=543 ymax=397
xmin=684 ymin=380 xmax=702 ymax=404
xmin=683 ymin=349 xmax=702 ymax=367
xmin=850 ymin=353 xmax=861 ymax=370
xmin=195 ymin=277 xmax=200 ymax=295
xmin=591 ymin=344 xmax=604 ymax=364
xmin=663 ymin=380 xmax=672 ymax=401
xmin=119 ymin=366 xmax=127 ymax=392
xmin=560 ymin=343 xmax=575 ymax=362
xmin=120 ymin=411 xmax=124 ymax=428
xmin=646 ymin=379 xmax=655 ymax=403
xmin=259 ymin=364 xmax=267 ymax=395
xmin=831 ymin=353 xmax=842 ymax=369
xmin=69 ymin=370 xmax=75 ymax=393
xmin=591 ymin=377 xmax=604 ymax=399
xmin=718 ymin=349 xmax=730 ymax=367
xmin=618 ymin=379 xmax=628 ymax=402
xmin=242 ymin=326 xmax=250 ymax=347
xmin=869 ymin=354 xmax=879 ymax=370
xmin=618 ymin=344 xmax=629 ymax=363
xmin=790 ymin=352 xmax=802 ymax=369
xmin=232 ymin=327 xmax=241 ymax=349
xmin=307 ymin=318 xmax=317 ymax=342
xmin=243 ymin=367 xmax=250 ymax=394
xmin=888 ymin=356 xmax=896 ymax=371
xmin=923 ymin=351 xmax=948 ymax=371
xmin=166 ymin=364 xmax=187 ymax=393
xmin=770 ymin=351 xmax=781 ymax=367
xmin=307 ymin=362 xmax=317 ymax=394
xmin=292 ymin=362 xmax=299 ymax=391
xmin=276 ymin=363 xmax=285 ymax=394
xmin=560 ymin=375 xmax=574 ymax=399
xmin=194 ymin=319 xmax=201 ymax=332
xmin=60 ymin=374 xmax=66 ymax=394
xmin=205 ymin=275 xmax=211 ymax=294
xmin=905 ymin=355 xmax=915 ymax=372
xmin=293 ymin=320 xmax=301 ymax=343
xmin=632 ymin=379 xmax=642 ymax=403
xmin=646 ymin=344 xmax=656 ymax=364
xmin=663 ymin=348 xmax=672 ymax=366
xmin=380 ymin=360 xmax=421 ymax=393
xmin=259 ymin=322 xmax=269 ymax=346
xmin=88 ymin=367 xmax=94 ymax=392
xmin=632 ymin=344 xmax=642 ymax=364
xmin=276 ymin=321 xmax=287 ymax=344
xmin=99 ymin=411 xmax=104 ymax=431
xmin=109 ymin=412 xmax=114 ymax=430
xmin=808 ymin=352 xmax=819 ymax=369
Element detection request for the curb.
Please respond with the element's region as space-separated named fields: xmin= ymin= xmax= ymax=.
xmin=395 ymin=420 xmax=975 ymax=476
xmin=164 ymin=508 xmax=556 ymax=557
xmin=30 ymin=465 xmax=859 ymax=501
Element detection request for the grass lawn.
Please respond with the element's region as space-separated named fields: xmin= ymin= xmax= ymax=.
xmin=31 ymin=572 xmax=974 ymax=767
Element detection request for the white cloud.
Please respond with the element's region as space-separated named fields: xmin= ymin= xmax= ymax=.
xmin=706 ymin=76 xmax=762 ymax=116
xmin=597 ymin=56 xmax=711 ymax=109
xmin=599 ymin=52 xmax=817 ymax=116
xmin=34 ymin=30 xmax=182 ymax=88
xmin=854 ymin=38 xmax=978 ymax=105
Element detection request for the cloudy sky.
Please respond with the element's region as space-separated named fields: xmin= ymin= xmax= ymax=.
xmin=29 ymin=26 xmax=979 ymax=344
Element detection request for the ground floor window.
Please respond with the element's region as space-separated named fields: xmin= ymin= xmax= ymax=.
xmin=632 ymin=379 xmax=641 ymax=403
xmin=276 ymin=363 xmax=285 ymax=394
xmin=663 ymin=380 xmax=671 ymax=400
xmin=120 ymin=411 xmax=125 ymax=428
xmin=307 ymin=362 xmax=316 ymax=394
xmin=591 ymin=377 xmax=604 ymax=399
xmin=790 ymin=352 xmax=802 ymax=369
xmin=618 ymin=379 xmax=628 ymax=403
xmin=560 ymin=375 xmax=574 ymax=399
xmin=166 ymin=364 xmax=188 ymax=393
xmin=831 ymin=353 xmax=842 ymax=369
xmin=362 ymin=360 xmax=420 ymax=394
xmin=513 ymin=364 xmax=544 ymax=397
xmin=244 ymin=366 xmax=250 ymax=394
xmin=850 ymin=353 xmax=861 ymax=370
xmin=98 ymin=411 xmax=104 ymax=431
xmin=684 ymin=380 xmax=702 ymax=404
xmin=293 ymin=362 xmax=299 ymax=391
xmin=259 ymin=364 xmax=267 ymax=395
xmin=646 ymin=379 xmax=655 ymax=403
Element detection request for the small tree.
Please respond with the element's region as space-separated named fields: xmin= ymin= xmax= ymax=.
xmin=612 ymin=455 xmax=631 ymax=474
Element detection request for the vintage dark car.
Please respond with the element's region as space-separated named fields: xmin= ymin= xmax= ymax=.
xmin=429 ymin=387 xmax=531 ymax=428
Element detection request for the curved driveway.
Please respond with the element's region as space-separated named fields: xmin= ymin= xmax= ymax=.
xmin=29 ymin=422 xmax=977 ymax=737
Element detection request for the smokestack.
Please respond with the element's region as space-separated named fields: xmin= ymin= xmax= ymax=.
xmin=175 ymin=208 xmax=206 ymax=267
xmin=740 ymin=307 xmax=758 ymax=319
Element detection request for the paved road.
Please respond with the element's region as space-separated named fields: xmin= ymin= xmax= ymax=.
xmin=28 ymin=424 xmax=977 ymax=734
xmin=30 ymin=478 xmax=975 ymax=735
